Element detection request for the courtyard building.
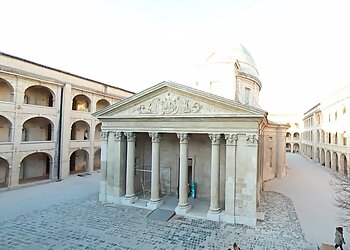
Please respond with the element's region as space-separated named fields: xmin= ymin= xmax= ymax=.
xmin=94 ymin=45 xmax=289 ymax=227
xmin=300 ymin=85 xmax=350 ymax=177
xmin=0 ymin=52 xmax=133 ymax=189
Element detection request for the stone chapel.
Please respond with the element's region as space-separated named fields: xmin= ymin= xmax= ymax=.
xmin=93 ymin=44 xmax=288 ymax=227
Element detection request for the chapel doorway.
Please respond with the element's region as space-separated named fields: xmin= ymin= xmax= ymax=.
xmin=177 ymin=157 xmax=195 ymax=198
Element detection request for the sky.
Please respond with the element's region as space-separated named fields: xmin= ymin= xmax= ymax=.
xmin=1 ymin=0 xmax=350 ymax=114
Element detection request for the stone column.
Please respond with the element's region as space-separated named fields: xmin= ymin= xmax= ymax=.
xmin=175 ymin=133 xmax=191 ymax=215
xmin=99 ymin=131 xmax=109 ymax=202
xmin=147 ymin=132 xmax=163 ymax=209
xmin=207 ymin=133 xmax=221 ymax=221
xmin=223 ymin=133 xmax=238 ymax=223
xmin=123 ymin=132 xmax=138 ymax=205
xmin=112 ymin=131 xmax=126 ymax=204
xmin=105 ymin=131 xmax=116 ymax=202
xmin=276 ymin=128 xmax=286 ymax=178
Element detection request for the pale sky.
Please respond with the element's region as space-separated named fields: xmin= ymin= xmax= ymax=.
xmin=1 ymin=0 xmax=350 ymax=114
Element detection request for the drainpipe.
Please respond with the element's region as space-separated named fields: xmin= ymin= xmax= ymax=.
xmin=56 ymin=86 xmax=64 ymax=181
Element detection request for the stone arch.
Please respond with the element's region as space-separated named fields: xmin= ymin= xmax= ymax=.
xmin=293 ymin=143 xmax=299 ymax=153
xmin=316 ymin=130 xmax=320 ymax=142
xmin=71 ymin=120 xmax=90 ymax=140
xmin=69 ymin=149 xmax=89 ymax=174
xmin=94 ymin=123 xmax=101 ymax=140
xmin=320 ymin=149 xmax=325 ymax=166
xmin=0 ymin=115 xmax=12 ymax=142
xmin=293 ymin=132 xmax=300 ymax=140
xmin=22 ymin=117 xmax=54 ymax=141
xmin=326 ymin=150 xmax=331 ymax=168
xmin=94 ymin=148 xmax=101 ymax=171
xmin=96 ymin=99 xmax=110 ymax=111
xmin=340 ymin=154 xmax=348 ymax=177
xmin=72 ymin=94 xmax=91 ymax=112
xmin=286 ymin=132 xmax=291 ymax=139
xmin=332 ymin=152 xmax=339 ymax=172
xmin=0 ymin=77 xmax=14 ymax=102
xmin=286 ymin=143 xmax=291 ymax=152
xmin=24 ymin=85 xmax=54 ymax=107
xmin=19 ymin=152 xmax=51 ymax=184
xmin=0 ymin=157 xmax=10 ymax=188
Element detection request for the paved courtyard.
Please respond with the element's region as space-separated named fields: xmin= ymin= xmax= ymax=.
xmin=0 ymin=171 xmax=314 ymax=250
xmin=265 ymin=153 xmax=349 ymax=246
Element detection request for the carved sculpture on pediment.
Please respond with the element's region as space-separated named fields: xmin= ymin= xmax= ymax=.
xmin=136 ymin=92 xmax=203 ymax=115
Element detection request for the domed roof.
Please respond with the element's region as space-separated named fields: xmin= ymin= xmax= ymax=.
xmin=205 ymin=43 xmax=259 ymax=78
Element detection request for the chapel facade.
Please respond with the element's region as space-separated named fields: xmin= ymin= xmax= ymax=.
xmin=94 ymin=45 xmax=289 ymax=226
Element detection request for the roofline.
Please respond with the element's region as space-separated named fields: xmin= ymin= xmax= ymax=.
xmin=303 ymin=103 xmax=321 ymax=115
xmin=0 ymin=51 xmax=134 ymax=94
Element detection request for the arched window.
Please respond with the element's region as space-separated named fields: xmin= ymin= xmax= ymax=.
xmin=0 ymin=78 xmax=14 ymax=102
xmin=24 ymin=85 xmax=54 ymax=107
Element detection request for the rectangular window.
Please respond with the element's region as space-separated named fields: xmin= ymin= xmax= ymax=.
xmin=244 ymin=87 xmax=251 ymax=104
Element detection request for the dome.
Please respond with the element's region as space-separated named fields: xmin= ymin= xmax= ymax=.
xmin=205 ymin=43 xmax=259 ymax=79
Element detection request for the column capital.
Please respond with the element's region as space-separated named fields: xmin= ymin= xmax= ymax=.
xmin=209 ymin=134 xmax=221 ymax=145
xmin=225 ymin=133 xmax=238 ymax=145
xmin=114 ymin=131 xmax=124 ymax=141
xmin=246 ymin=133 xmax=259 ymax=145
xmin=177 ymin=133 xmax=189 ymax=143
xmin=100 ymin=131 xmax=109 ymax=141
xmin=125 ymin=132 xmax=136 ymax=142
xmin=149 ymin=132 xmax=161 ymax=143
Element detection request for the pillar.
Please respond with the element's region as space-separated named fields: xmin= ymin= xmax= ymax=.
xmin=147 ymin=132 xmax=163 ymax=209
xmin=175 ymin=133 xmax=191 ymax=215
xmin=234 ymin=133 xmax=259 ymax=227
xmin=222 ymin=133 xmax=238 ymax=223
xmin=112 ymin=131 xmax=126 ymax=204
xmin=123 ymin=132 xmax=138 ymax=205
xmin=207 ymin=133 xmax=221 ymax=221
xmin=99 ymin=131 xmax=109 ymax=202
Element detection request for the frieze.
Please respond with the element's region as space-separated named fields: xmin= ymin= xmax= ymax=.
xmin=136 ymin=92 xmax=204 ymax=115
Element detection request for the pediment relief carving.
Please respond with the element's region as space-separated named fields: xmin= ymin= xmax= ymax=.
xmin=135 ymin=92 xmax=206 ymax=115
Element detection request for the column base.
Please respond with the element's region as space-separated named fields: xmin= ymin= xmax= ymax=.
xmin=122 ymin=195 xmax=139 ymax=205
xmin=98 ymin=192 xmax=106 ymax=202
xmin=175 ymin=204 xmax=192 ymax=215
xmin=146 ymin=199 xmax=164 ymax=210
xmin=207 ymin=209 xmax=221 ymax=222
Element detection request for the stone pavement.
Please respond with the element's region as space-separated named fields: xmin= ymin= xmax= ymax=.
xmin=0 ymin=179 xmax=314 ymax=250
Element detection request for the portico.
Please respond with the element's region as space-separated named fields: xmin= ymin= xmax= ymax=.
xmin=94 ymin=81 xmax=270 ymax=226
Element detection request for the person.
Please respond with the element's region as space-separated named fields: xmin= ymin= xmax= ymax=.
xmin=334 ymin=226 xmax=346 ymax=250
xmin=233 ymin=242 xmax=240 ymax=250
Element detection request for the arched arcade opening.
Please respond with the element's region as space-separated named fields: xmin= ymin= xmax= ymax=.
xmin=94 ymin=148 xmax=101 ymax=171
xmin=22 ymin=117 xmax=53 ymax=141
xmin=0 ymin=115 xmax=12 ymax=142
xmin=0 ymin=157 xmax=9 ymax=188
xmin=96 ymin=99 xmax=110 ymax=111
xmin=19 ymin=153 xmax=51 ymax=184
xmin=72 ymin=95 xmax=90 ymax=112
xmin=0 ymin=78 xmax=14 ymax=102
xmin=71 ymin=121 xmax=90 ymax=140
xmin=70 ymin=149 xmax=89 ymax=174
xmin=24 ymin=85 xmax=54 ymax=107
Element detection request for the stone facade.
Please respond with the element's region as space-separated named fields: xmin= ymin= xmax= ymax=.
xmin=94 ymin=81 xmax=289 ymax=227
xmin=0 ymin=52 xmax=133 ymax=188
xmin=300 ymin=85 xmax=350 ymax=177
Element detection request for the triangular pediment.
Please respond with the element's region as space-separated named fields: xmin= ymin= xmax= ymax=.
xmin=94 ymin=81 xmax=266 ymax=118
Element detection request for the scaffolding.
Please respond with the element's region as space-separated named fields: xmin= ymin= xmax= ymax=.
xmin=134 ymin=164 xmax=171 ymax=200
